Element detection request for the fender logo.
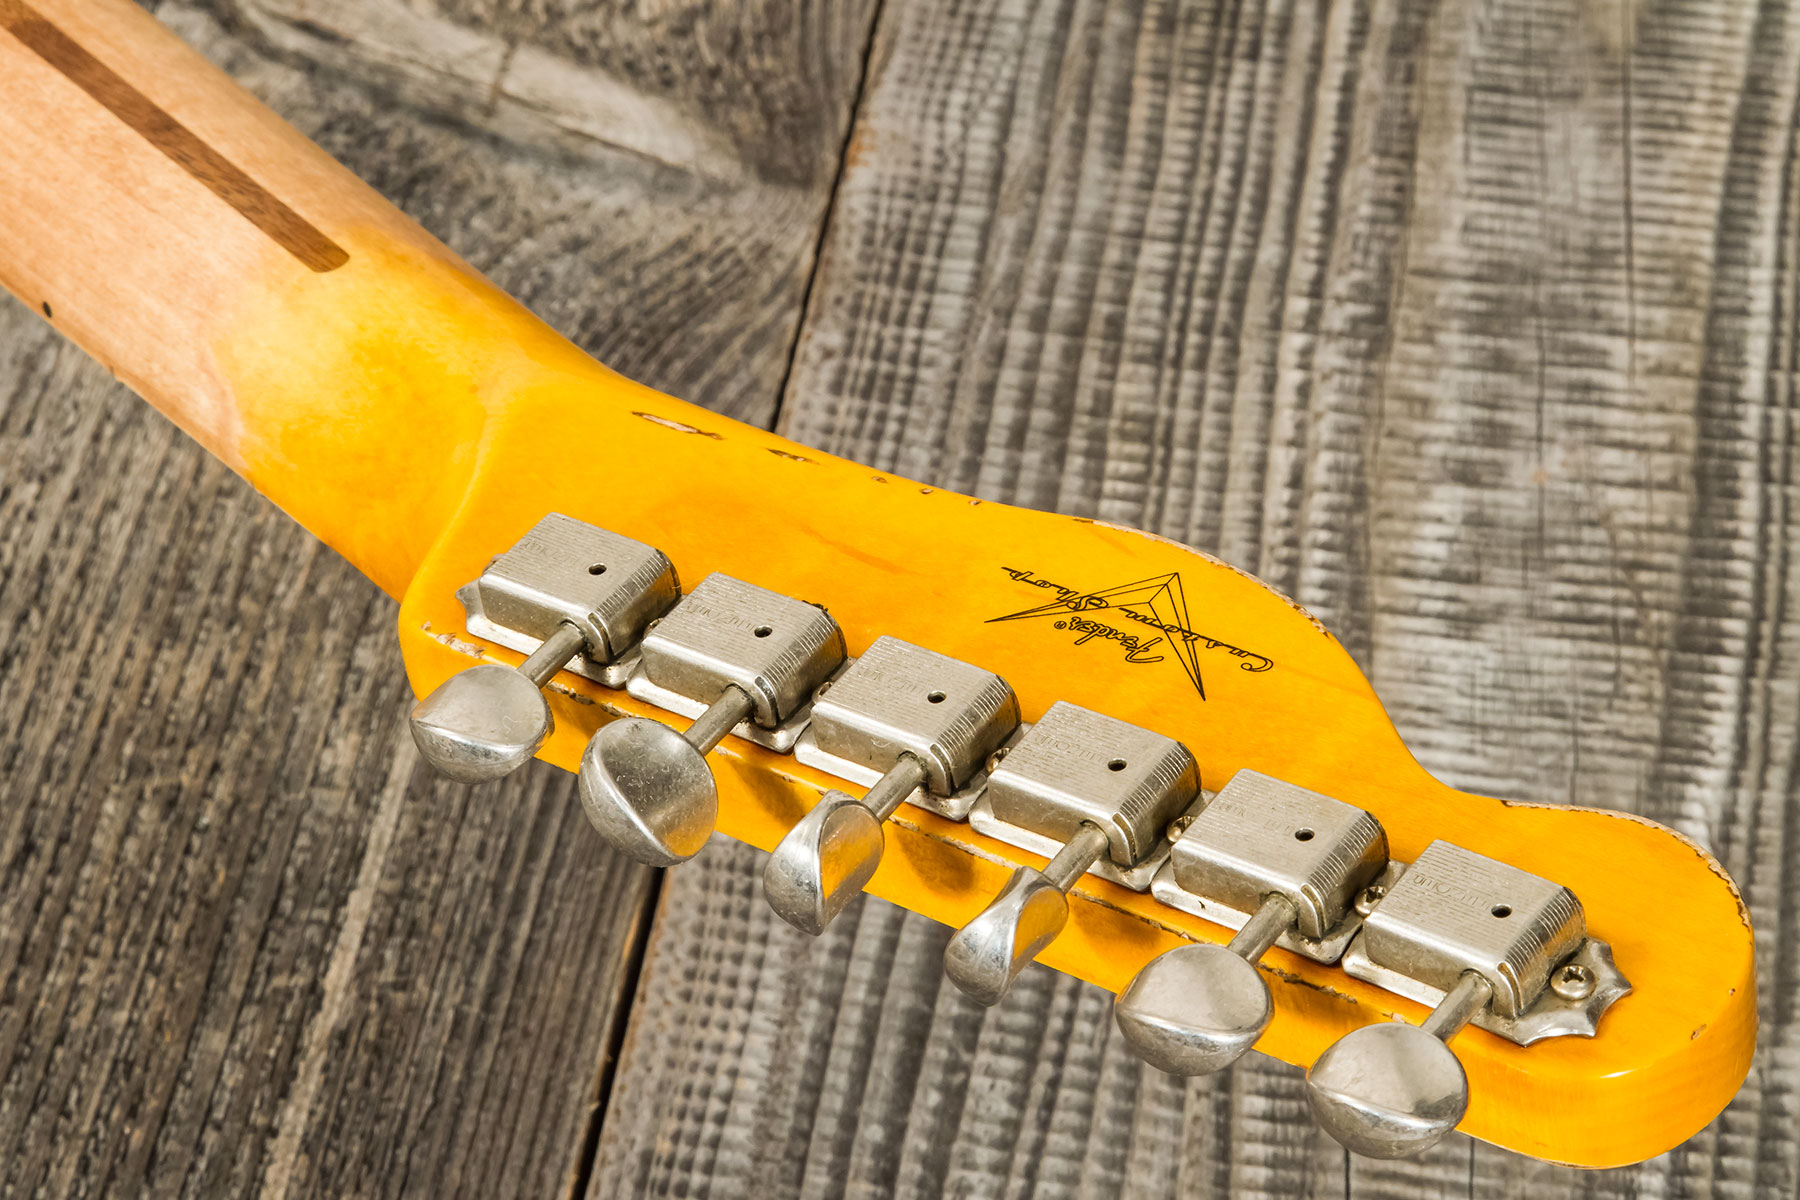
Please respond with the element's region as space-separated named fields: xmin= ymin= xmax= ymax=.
xmin=988 ymin=568 xmax=1274 ymax=701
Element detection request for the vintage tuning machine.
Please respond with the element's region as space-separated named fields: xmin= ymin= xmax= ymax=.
xmin=1116 ymin=770 xmax=1390 ymax=1074
xmin=410 ymin=514 xmax=679 ymax=782
xmin=579 ymin=573 xmax=846 ymax=867
xmin=945 ymin=703 xmax=1200 ymax=1006
xmin=768 ymin=636 xmax=1021 ymax=934
xmin=1307 ymin=840 xmax=1631 ymax=1158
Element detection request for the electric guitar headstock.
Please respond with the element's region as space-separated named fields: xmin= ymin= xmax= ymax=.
xmin=396 ymin=391 xmax=1753 ymax=1165
xmin=0 ymin=0 xmax=1754 ymax=1169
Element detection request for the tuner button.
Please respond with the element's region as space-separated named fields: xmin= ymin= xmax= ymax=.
xmin=1305 ymin=1022 xmax=1469 ymax=1158
xmin=766 ymin=750 xmax=932 ymax=936
xmin=1306 ymin=969 xmax=1489 ymax=1158
xmin=944 ymin=823 xmax=1110 ymax=1006
xmin=943 ymin=864 xmax=1074 ymax=1006
xmin=579 ymin=717 xmax=719 ymax=867
xmin=763 ymin=791 xmax=888 ymax=935
xmin=1115 ymin=944 xmax=1273 ymax=1075
xmin=1116 ymin=892 xmax=1293 ymax=1075
xmin=411 ymin=661 xmax=556 ymax=783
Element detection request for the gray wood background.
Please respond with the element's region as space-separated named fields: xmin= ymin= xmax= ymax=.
xmin=0 ymin=0 xmax=1794 ymax=1195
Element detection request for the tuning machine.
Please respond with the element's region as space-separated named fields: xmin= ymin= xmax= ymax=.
xmin=410 ymin=514 xmax=678 ymax=781
xmin=1307 ymin=841 xmax=1630 ymax=1157
xmin=768 ymin=636 xmax=1020 ymax=934
xmin=944 ymin=703 xmax=1199 ymax=1006
xmin=1117 ymin=771 xmax=1389 ymax=1074
xmin=579 ymin=574 xmax=846 ymax=866
xmin=416 ymin=517 xmax=1636 ymax=1165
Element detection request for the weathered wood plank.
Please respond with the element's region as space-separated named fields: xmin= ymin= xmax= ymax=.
xmin=594 ymin=0 xmax=1800 ymax=1195
xmin=0 ymin=0 xmax=872 ymax=1193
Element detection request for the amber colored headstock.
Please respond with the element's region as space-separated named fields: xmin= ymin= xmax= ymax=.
xmin=394 ymin=361 xmax=1753 ymax=1168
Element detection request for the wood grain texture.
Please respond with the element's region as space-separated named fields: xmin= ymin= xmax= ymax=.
xmin=593 ymin=0 xmax=1800 ymax=1195
xmin=0 ymin=0 xmax=869 ymax=1195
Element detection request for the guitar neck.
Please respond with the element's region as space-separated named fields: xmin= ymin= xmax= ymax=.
xmin=0 ymin=0 xmax=584 ymax=597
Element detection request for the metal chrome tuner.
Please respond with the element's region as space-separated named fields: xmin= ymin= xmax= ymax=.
xmin=1118 ymin=770 xmax=1388 ymax=1075
xmin=410 ymin=514 xmax=678 ymax=782
xmin=1308 ymin=840 xmax=1630 ymax=1158
xmin=945 ymin=702 xmax=1199 ymax=1006
xmin=580 ymin=573 xmax=846 ymax=867
xmin=768 ymin=636 xmax=1020 ymax=934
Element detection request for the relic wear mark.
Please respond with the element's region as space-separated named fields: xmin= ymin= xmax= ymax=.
xmin=0 ymin=0 xmax=348 ymax=271
xmin=633 ymin=411 xmax=724 ymax=439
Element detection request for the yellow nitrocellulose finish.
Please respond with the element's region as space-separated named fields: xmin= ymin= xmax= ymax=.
xmin=212 ymin=230 xmax=1754 ymax=1168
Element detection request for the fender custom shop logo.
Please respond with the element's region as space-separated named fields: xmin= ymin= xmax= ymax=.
xmin=988 ymin=568 xmax=1273 ymax=701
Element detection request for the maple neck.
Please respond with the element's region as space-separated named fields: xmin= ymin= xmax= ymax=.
xmin=0 ymin=0 xmax=592 ymax=597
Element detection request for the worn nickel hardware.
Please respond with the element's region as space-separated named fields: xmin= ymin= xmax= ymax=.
xmin=1307 ymin=840 xmax=1629 ymax=1158
xmin=410 ymin=514 xmax=678 ymax=782
xmin=424 ymin=513 xmax=1637 ymax=1161
xmin=945 ymin=702 xmax=1200 ymax=1006
xmin=768 ymin=636 xmax=1020 ymax=934
xmin=580 ymin=573 xmax=847 ymax=866
xmin=1118 ymin=770 xmax=1389 ymax=1075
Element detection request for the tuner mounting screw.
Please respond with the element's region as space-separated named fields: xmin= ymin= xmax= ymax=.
xmin=1164 ymin=811 xmax=1197 ymax=843
xmin=1550 ymin=962 xmax=1595 ymax=1002
xmin=1354 ymin=883 xmax=1386 ymax=917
